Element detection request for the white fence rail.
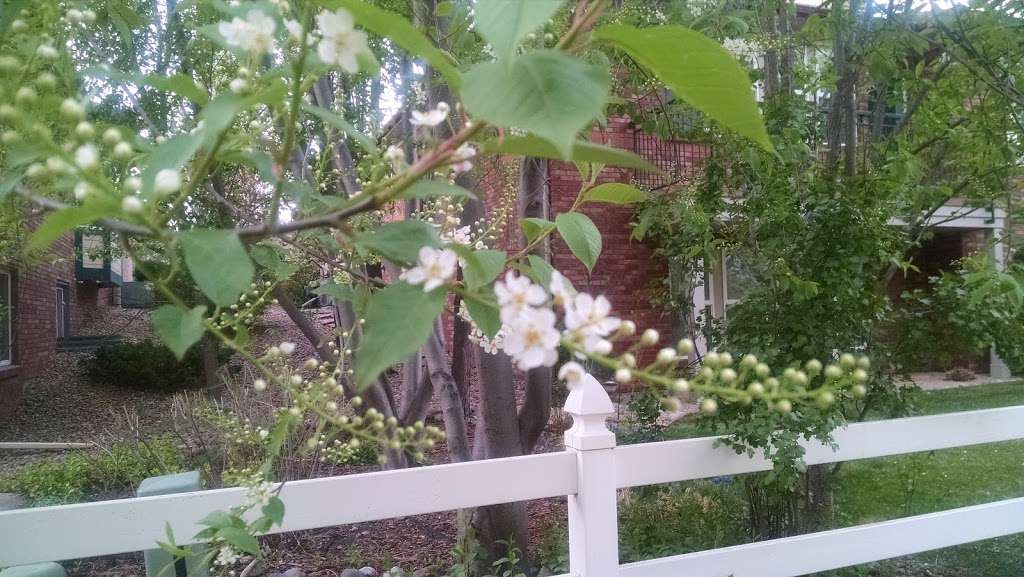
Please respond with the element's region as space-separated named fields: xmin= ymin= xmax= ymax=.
xmin=2 ymin=375 xmax=1023 ymax=577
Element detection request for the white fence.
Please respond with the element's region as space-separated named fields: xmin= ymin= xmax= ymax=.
xmin=3 ymin=375 xmax=1024 ymax=577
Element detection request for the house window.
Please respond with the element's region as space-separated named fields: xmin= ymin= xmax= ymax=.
xmin=0 ymin=270 xmax=11 ymax=366
xmin=55 ymin=283 xmax=70 ymax=340
xmin=722 ymin=254 xmax=755 ymax=314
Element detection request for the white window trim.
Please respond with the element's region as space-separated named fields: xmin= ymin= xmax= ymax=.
xmin=0 ymin=269 xmax=11 ymax=367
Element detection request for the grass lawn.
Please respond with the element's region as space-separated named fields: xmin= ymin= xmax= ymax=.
xmin=825 ymin=381 xmax=1024 ymax=576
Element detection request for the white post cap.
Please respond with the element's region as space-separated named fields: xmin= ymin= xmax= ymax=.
xmin=563 ymin=373 xmax=616 ymax=450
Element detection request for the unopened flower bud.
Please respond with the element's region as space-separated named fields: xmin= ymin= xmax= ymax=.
xmin=620 ymin=352 xmax=636 ymax=368
xmin=776 ymin=399 xmax=793 ymax=413
xmin=839 ymin=353 xmax=856 ymax=369
xmin=61 ymin=98 xmax=85 ymax=119
xmin=824 ymin=364 xmax=842 ymax=379
xmin=592 ymin=339 xmax=613 ymax=355
xmin=805 ymin=359 xmax=822 ymax=375
xmin=656 ymin=347 xmax=676 ymax=364
xmin=853 ymin=368 xmax=868 ymax=383
xmin=121 ymin=195 xmax=143 ymax=213
xmin=112 ymin=141 xmax=133 ymax=159
xmin=639 ymin=328 xmax=659 ymax=346
xmin=700 ymin=397 xmax=718 ymax=414
xmin=704 ymin=351 xmax=721 ymax=367
xmin=672 ymin=379 xmax=689 ymax=393
xmin=229 ymin=77 xmax=249 ymax=94
xmin=720 ymin=368 xmax=737 ymax=383
xmin=747 ymin=382 xmax=765 ymax=397
xmin=614 ymin=367 xmax=632 ymax=384
xmin=852 ymin=384 xmax=867 ymax=398
xmin=75 ymin=121 xmax=95 ymax=139
xmin=677 ymin=338 xmax=694 ymax=355
xmin=253 ymin=379 xmax=267 ymax=391
xmin=618 ymin=320 xmax=636 ymax=336
xmin=36 ymin=44 xmax=58 ymax=60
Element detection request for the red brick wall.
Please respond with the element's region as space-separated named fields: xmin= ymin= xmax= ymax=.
xmin=478 ymin=118 xmax=713 ymax=359
xmin=0 ymin=219 xmax=78 ymax=419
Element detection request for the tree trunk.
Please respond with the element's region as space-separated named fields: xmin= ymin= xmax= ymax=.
xmin=472 ymin=351 xmax=530 ymax=562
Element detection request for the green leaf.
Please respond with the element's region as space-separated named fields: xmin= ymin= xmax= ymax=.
xmin=146 ymin=73 xmax=209 ymax=105
xmin=152 ymin=305 xmax=207 ymax=360
xmin=593 ymin=24 xmax=773 ymax=152
xmin=262 ymin=496 xmax=285 ymax=527
xmin=520 ymin=217 xmax=554 ymax=243
xmin=463 ymin=289 xmax=502 ymax=338
xmin=479 ymin=135 xmax=660 ymax=172
xmin=197 ymin=510 xmax=241 ymax=530
xmin=216 ymin=527 xmax=261 ymax=556
xmin=352 ymin=220 xmax=440 ymax=266
xmin=250 ymin=245 xmax=298 ymax=280
xmin=198 ymin=93 xmax=246 ymax=141
xmin=398 ymin=180 xmax=477 ymax=201
xmin=317 ymin=0 xmax=461 ymax=89
xmin=525 ymin=254 xmax=555 ymax=288
xmin=462 ymin=50 xmax=610 ymax=158
xmin=355 ymin=282 xmax=447 ymax=387
xmin=313 ymin=282 xmax=356 ymax=302
xmin=27 ymin=198 xmax=119 ymax=252
xmin=460 ymin=249 xmax=506 ymax=290
xmin=582 ymin=182 xmax=648 ymax=205
xmin=474 ymin=0 xmax=565 ymax=60
xmin=0 ymin=173 xmax=22 ymax=198
xmin=179 ymin=230 xmax=255 ymax=308
xmin=301 ymin=103 xmax=375 ymax=152
xmin=555 ymin=212 xmax=601 ymax=272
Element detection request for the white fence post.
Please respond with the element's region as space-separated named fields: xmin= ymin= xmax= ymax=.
xmin=564 ymin=374 xmax=619 ymax=577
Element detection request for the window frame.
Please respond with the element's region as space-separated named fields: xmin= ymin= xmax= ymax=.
xmin=0 ymin=269 xmax=12 ymax=367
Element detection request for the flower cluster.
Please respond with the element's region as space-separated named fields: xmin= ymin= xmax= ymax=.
xmin=217 ymin=8 xmax=370 ymax=74
xmin=400 ymin=246 xmax=458 ymax=292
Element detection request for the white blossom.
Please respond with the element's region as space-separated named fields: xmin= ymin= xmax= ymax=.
xmin=557 ymin=361 xmax=586 ymax=386
xmin=279 ymin=341 xmax=296 ymax=355
xmin=215 ymin=545 xmax=241 ymax=567
xmin=410 ymin=104 xmax=447 ymax=127
xmin=400 ymin=246 xmax=457 ymax=292
xmin=549 ymin=270 xmax=573 ymax=307
xmin=502 ymin=306 xmax=559 ymax=370
xmin=74 ymin=144 xmax=98 ymax=170
xmin=440 ymin=225 xmax=472 ymax=246
xmin=218 ymin=10 xmax=277 ymax=55
xmin=284 ymin=19 xmax=303 ymax=41
xmin=451 ymin=143 xmax=476 ymax=173
xmin=564 ymin=293 xmax=620 ymax=353
xmin=384 ymin=145 xmax=405 ymax=171
xmin=229 ymin=77 xmax=249 ymax=94
xmin=316 ymin=8 xmax=368 ymax=73
xmin=73 ymin=182 xmax=91 ymax=200
xmin=494 ymin=271 xmax=546 ymax=323
xmin=153 ymin=169 xmax=181 ymax=194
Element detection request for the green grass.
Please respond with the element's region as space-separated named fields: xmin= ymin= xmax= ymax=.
xmin=659 ymin=381 xmax=1024 ymax=576
xmin=828 ymin=381 xmax=1024 ymax=576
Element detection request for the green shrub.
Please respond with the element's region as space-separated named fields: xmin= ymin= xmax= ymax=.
xmin=0 ymin=437 xmax=186 ymax=506
xmin=83 ymin=339 xmax=227 ymax=392
xmin=535 ymin=480 xmax=749 ymax=572
xmin=618 ymin=480 xmax=748 ymax=562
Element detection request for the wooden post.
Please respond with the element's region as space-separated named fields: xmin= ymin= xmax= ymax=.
xmin=564 ymin=373 xmax=618 ymax=577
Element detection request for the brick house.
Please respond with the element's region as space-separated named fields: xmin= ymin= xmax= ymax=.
xmin=0 ymin=218 xmax=132 ymax=418
xmin=514 ymin=116 xmax=1013 ymax=377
